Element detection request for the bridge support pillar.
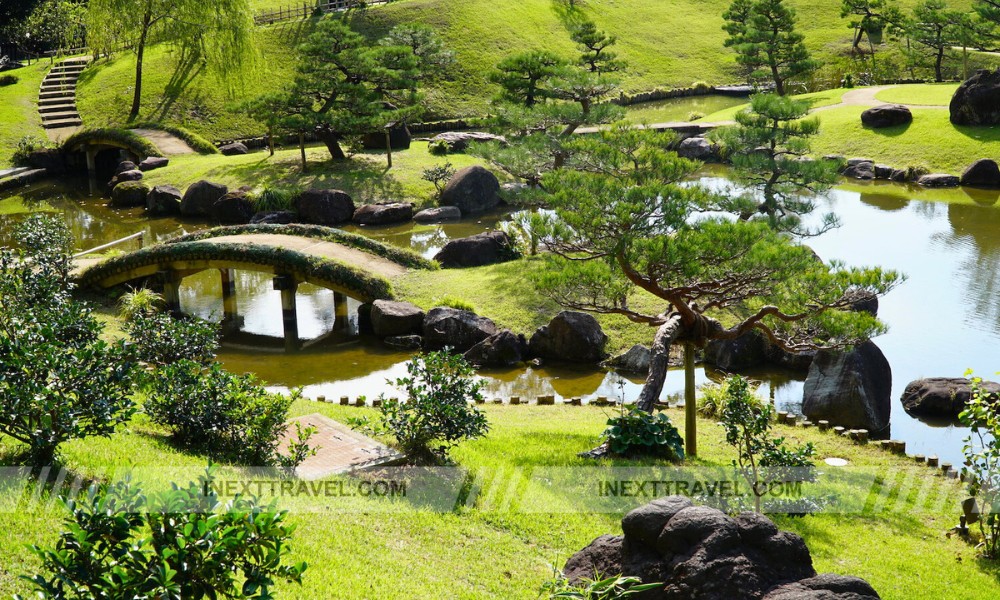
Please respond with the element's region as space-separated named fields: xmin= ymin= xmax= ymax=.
xmin=220 ymin=269 xmax=243 ymax=333
xmin=333 ymin=291 xmax=349 ymax=332
xmin=273 ymin=274 xmax=300 ymax=352
xmin=158 ymin=269 xmax=182 ymax=317
xmin=85 ymin=148 xmax=98 ymax=194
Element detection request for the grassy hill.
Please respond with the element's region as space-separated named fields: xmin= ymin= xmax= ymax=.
xmin=0 ymin=62 xmax=49 ymax=170
xmin=76 ymin=0 xmax=964 ymax=142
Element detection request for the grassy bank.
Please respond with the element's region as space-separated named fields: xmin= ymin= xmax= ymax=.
xmin=140 ymin=141 xmax=487 ymax=207
xmin=0 ymin=62 xmax=49 ymax=170
xmin=0 ymin=401 xmax=993 ymax=598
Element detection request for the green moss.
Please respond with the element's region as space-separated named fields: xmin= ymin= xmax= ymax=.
xmin=61 ymin=128 xmax=164 ymax=158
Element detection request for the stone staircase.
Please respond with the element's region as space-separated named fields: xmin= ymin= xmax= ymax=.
xmin=38 ymin=57 xmax=89 ymax=130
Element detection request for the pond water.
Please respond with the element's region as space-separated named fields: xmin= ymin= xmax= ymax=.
xmin=623 ymin=94 xmax=746 ymax=123
xmin=2 ymin=173 xmax=998 ymax=464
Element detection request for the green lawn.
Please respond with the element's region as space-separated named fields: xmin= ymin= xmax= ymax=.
xmin=141 ymin=141 xmax=488 ymax=207
xmin=0 ymin=62 xmax=49 ymax=170
xmin=0 ymin=401 xmax=994 ymax=598
xmin=874 ymin=83 xmax=959 ymax=106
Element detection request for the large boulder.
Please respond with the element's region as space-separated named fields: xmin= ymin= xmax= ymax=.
xmin=138 ymin=156 xmax=169 ymax=171
xmin=114 ymin=161 xmax=137 ymax=175
xmin=802 ymin=340 xmax=892 ymax=432
xmin=211 ymin=190 xmax=255 ymax=224
xmin=961 ymin=159 xmax=1000 ymax=188
xmin=413 ymin=206 xmax=462 ymax=222
xmin=371 ymin=300 xmax=425 ymax=338
xmin=463 ymin=329 xmax=527 ymax=367
xmin=900 ymin=377 xmax=1000 ymax=419
xmin=250 ymin=210 xmax=296 ymax=225
xmin=842 ymin=161 xmax=875 ymax=180
xmin=362 ymin=124 xmax=411 ymax=150
xmin=295 ymin=189 xmax=355 ymax=225
xmin=950 ymin=69 xmax=1000 ymax=126
xmin=704 ymin=331 xmax=769 ymax=371
xmin=564 ymin=497 xmax=880 ymax=599
xmin=218 ymin=142 xmax=249 ymax=156
xmin=428 ymin=131 xmax=507 ymax=152
xmin=422 ymin=307 xmax=498 ymax=352
xmin=861 ymin=104 xmax=912 ymax=128
xmin=109 ymin=181 xmax=150 ymax=208
xmin=440 ymin=166 xmax=501 ymax=215
xmin=180 ymin=180 xmax=228 ymax=217
xmin=918 ymin=173 xmax=960 ymax=188
xmin=353 ymin=202 xmax=413 ymax=226
xmin=603 ymin=344 xmax=652 ymax=374
xmin=146 ymin=185 xmax=182 ymax=216
xmin=677 ymin=136 xmax=713 ymax=160
xmin=528 ymin=311 xmax=608 ymax=363
xmin=108 ymin=169 xmax=143 ymax=189
xmin=433 ymin=231 xmax=517 ymax=268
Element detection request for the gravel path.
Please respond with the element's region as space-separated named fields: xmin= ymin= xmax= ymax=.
xmin=130 ymin=129 xmax=196 ymax=156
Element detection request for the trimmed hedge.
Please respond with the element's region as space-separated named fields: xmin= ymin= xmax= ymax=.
xmin=61 ymin=128 xmax=163 ymax=158
xmin=76 ymin=241 xmax=396 ymax=301
xmin=167 ymin=224 xmax=438 ymax=270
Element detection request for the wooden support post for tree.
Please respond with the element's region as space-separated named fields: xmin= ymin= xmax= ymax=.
xmin=684 ymin=342 xmax=696 ymax=458
xmin=273 ymin=274 xmax=300 ymax=352
xmin=299 ymin=132 xmax=307 ymax=172
xmin=267 ymin=128 xmax=275 ymax=156
xmin=385 ymin=128 xmax=393 ymax=168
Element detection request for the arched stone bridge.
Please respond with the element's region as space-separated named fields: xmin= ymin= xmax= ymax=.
xmin=75 ymin=224 xmax=435 ymax=350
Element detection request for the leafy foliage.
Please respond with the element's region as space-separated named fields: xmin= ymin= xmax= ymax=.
xmin=125 ymin=310 xmax=219 ymax=368
xmin=601 ymin=406 xmax=684 ymax=461
xmin=421 ymin=162 xmax=456 ymax=201
xmin=359 ymin=350 xmax=489 ymax=463
xmin=0 ymin=215 xmax=136 ymax=466
xmin=959 ymin=371 xmax=1000 ymax=559
xmin=0 ymin=74 xmax=18 ymax=86
xmin=11 ymin=134 xmax=52 ymax=166
xmin=541 ymin=570 xmax=661 ymax=599
xmin=906 ymin=0 xmax=971 ymax=82
xmin=19 ymin=469 xmax=306 ymax=599
xmin=712 ymin=93 xmax=842 ymax=235
xmin=500 ymin=210 xmax=562 ymax=256
xmin=145 ymin=360 xmax=294 ymax=465
xmin=22 ymin=0 xmax=86 ymax=53
xmin=719 ymin=376 xmax=815 ymax=513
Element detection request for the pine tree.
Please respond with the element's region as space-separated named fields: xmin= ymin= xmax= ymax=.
xmin=723 ymin=0 xmax=819 ymax=95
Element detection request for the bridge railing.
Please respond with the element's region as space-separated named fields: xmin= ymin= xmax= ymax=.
xmin=72 ymin=231 xmax=145 ymax=260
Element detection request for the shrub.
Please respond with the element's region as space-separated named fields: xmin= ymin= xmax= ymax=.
xmin=248 ymin=185 xmax=297 ymax=213
xmin=959 ymin=371 xmax=1000 ymax=559
xmin=0 ymin=74 xmax=18 ymax=86
xmin=357 ymin=350 xmax=489 ymax=463
xmin=692 ymin=80 xmax=712 ymax=92
xmin=428 ymin=139 xmax=450 ymax=155
xmin=421 ymin=162 xmax=456 ymax=201
xmin=20 ymin=469 xmax=306 ymax=598
xmin=145 ymin=360 xmax=295 ymax=465
xmin=688 ymin=111 xmax=705 ymax=121
xmin=0 ymin=216 xmax=136 ymax=466
xmin=541 ymin=570 xmax=660 ymax=599
xmin=11 ymin=135 xmax=51 ymax=166
xmin=601 ymin=406 xmax=684 ymax=460
xmin=720 ymin=376 xmax=815 ymax=513
xmin=697 ymin=378 xmax=763 ymax=418
xmin=125 ymin=309 xmax=219 ymax=368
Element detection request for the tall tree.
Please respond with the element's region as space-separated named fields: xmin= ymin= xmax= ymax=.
xmin=86 ymin=0 xmax=257 ymax=122
xmin=490 ymin=50 xmax=566 ymax=107
xmin=22 ymin=0 xmax=87 ymax=54
xmin=275 ymin=17 xmax=449 ymax=160
xmin=723 ymin=0 xmax=819 ymax=95
xmin=533 ymin=126 xmax=901 ymax=456
xmin=569 ymin=20 xmax=624 ymax=74
xmin=713 ymin=94 xmax=841 ymax=236
xmin=907 ymin=0 xmax=968 ymax=82
xmin=841 ymin=0 xmax=904 ymax=51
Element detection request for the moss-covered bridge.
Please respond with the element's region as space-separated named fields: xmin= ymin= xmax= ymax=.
xmin=75 ymin=224 xmax=437 ymax=350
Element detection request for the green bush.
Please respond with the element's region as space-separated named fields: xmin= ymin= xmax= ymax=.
xmin=11 ymin=135 xmax=51 ymax=166
xmin=248 ymin=185 xmax=298 ymax=213
xmin=959 ymin=372 xmax=1000 ymax=559
xmin=697 ymin=378 xmax=763 ymax=418
xmin=357 ymin=350 xmax=489 ymax=463
xmin=145 ymin=360 xmax=295 ymax=465
xmin=691 ymin=80 xmax=712 ymax=92
xmin=688 ymin=111 xmax=705 ymax=121
xmin=124 ymin=310 xmax=219 ymax=369
xmin=0 ymin=215 xmax=136 ymax=466
xmin=20 ymin=469 xmax=306 ymax=598
xmin=601 ymin=406 xmax=684 ymax=460
xmin=421 ymin=162 xmax=456 ymax=201
xmin=428 ymin=139 xmax=450 ymax=155
xmin=0 ymin=74 xmax=18 ymax=86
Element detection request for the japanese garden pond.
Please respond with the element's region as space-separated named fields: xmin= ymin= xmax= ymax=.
xmin=2 ymin=169 xmax=999 ymax=465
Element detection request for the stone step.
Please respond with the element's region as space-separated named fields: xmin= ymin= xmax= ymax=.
xmin=44 ymin=73 xmax=79 ymax=81
xmin=38 ymin=94 xmax=75 ymax=104
xmin=38 ymin=103 xmax=77 ymax=114
xmin=50 ymin=64 xmax=85 ymax=72
xmin=59 ymin=57 xmax=91 ymax=65
xmin=40 ymin=83 xmax=76 ymax=92
xmin=42 ymin=117 xmax=82 ymax=129
xmin=41 ymin=111 xmax=80 ymax=122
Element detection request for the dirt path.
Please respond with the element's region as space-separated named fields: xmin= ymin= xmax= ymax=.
xmin=130 ymin=129 xmax=195 ymax=156
xmin=201 ymin=233 xmax=409 ymax=278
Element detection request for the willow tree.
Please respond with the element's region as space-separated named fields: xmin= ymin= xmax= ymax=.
xmin=536 ymin=126 xmax=901 ymax=456
xmin=86 ymin=0 xmax=257 ymax=122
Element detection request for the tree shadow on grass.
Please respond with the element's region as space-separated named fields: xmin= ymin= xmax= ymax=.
xmin=151 ymin=42 xmax=206 ymax=123
xmin=861 ymin=122 xmax=912 ymax=138
xmin=953 ymin=123 xmax=1000 ymax=143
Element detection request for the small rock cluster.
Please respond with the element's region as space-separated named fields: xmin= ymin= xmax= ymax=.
xmin=564 ymin=496 xmax=880 ymax=599
xmin=363 ymin=303 xmax=608 ymax=367
xmin=838 ymin=155 xmax=1000 ymax=189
